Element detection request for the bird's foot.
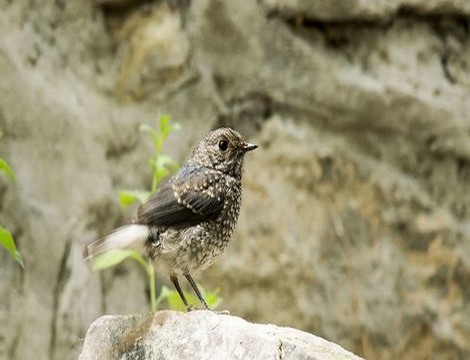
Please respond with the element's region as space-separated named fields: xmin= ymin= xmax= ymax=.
xmin=185 ymin=305 xmax=197 ymax=312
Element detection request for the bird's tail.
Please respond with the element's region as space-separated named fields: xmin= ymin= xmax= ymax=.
xmin=83 ymin=224 xmax=149 ymax=260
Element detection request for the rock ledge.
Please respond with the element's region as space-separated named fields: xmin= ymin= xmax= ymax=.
xmin=79 ymin=310 xmax=363 ymax=360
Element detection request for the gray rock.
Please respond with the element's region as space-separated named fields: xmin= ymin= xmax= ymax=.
xmin=114 ymin=3 xmax=192 ymax=101
xmin=79 ymin=311 xmax=364 ymax=360
xmin=260 ymin=0 xmax=470 ymax=21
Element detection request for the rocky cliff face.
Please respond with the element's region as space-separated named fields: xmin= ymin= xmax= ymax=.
xmin=0 ymin=0 xmax=469 ymax=359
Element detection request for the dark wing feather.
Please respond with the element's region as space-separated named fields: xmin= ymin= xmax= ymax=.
xmin=136 ymin=166 xmax=225 ymax=226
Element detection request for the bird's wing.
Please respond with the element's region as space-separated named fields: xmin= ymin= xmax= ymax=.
xmin=136 ymin=166 xmax=225 ymax=226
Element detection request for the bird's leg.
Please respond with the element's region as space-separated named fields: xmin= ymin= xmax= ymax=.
xmin=184 ymin=274 xmax=209 ymax=310
xmin=170 ymin=275 xmax=193 ymax=312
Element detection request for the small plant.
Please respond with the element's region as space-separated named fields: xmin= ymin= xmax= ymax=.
xmin=118 ymin=115 xmax=180 ymax=208
xmin=92 ymin=116 xmax=222 ymax=311
xmin=92 ymin=248 xmax=158 ymax=310
xmin=0 ymin=154 xmax=24 ymax=268
xmin=157 ymin=285 xmax=222 ymax=312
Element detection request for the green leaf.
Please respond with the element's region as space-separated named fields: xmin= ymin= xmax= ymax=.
xmin=139 ymin=123 xmax=162 ymax=154
xmin=155 ymin=285 xmax=172 ymax=308
xmin=139 ymin=123 xmax=158 ymax=138
xmin=166 ymin=289 xmax=199 ymax=311
xmin=206 ymin=289 xmax=223 ymax=310
xmin=162 ymin=283 xmax=222 ymax=311
xmin=0 ymin=225 xmax=24 ymax=268
xmin=149 ymin=156 xmax=178 ymax=187
xmin=118 ymin=190 xmax=150 ymax=208
xmin=165 ymin=290 xmax=185 ymax=311
xmin=0 ymin=158 xmax=15 ymax=182
xmin=159 ymin=115 xmax=170 ymax=137
xmin=149 ymin=156 xmax=178 ymax=188
xmin=154 ymin=166 xmax=170 ymax=184
xmin=156 ymin=155 xmax=178 ymax=171
xmin=159 ymin=115 xmax=180 ymax=141
xmin=92 ymin=249 xmax=141 ymax=271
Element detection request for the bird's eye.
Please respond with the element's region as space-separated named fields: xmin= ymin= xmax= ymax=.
xmin=218 ymin=140 xmax=228 ymax=151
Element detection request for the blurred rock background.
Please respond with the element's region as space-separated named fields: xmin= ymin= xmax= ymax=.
xmin=0 ymin=0 xmax=469 ymax=359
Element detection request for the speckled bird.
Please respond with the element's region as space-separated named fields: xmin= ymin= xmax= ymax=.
xmin=84 ymin=127 xmax=257 ymax=310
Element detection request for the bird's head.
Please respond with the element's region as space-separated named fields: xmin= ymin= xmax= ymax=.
xmin=189 ymin=127 xmax=257 ymax=179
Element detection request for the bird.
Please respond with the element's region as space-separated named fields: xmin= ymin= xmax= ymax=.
xmin=84 ymin=127 xmax=257 ymax=311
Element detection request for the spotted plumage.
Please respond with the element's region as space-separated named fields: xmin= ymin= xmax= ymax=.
xmin=84 ymin=127 xmax=257 ymax=310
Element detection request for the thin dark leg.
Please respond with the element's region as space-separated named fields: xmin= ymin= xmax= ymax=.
xmin=185 ymin=274 xmax=209 ymax=310
xmin=170 ymin=275 xmax=191 ymax=311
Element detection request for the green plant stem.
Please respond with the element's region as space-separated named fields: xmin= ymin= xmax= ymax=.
xmin=147 ymin=260 xmax=156 ymax=312
xmin=151 ymin=175 xmax=157 ymax=193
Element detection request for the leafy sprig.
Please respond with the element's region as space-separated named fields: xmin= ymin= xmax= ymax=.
xmin=0 ymin=153 xmax=23 ymax=268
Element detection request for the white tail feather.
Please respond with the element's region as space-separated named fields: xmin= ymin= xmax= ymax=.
xmin=84 ymin=224 xmax=149 ymax=260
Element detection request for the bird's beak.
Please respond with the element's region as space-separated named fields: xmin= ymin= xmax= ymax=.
xmin=242 ymin=142 xmax=258 ymax=152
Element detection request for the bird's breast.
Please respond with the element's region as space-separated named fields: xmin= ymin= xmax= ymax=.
xmin=200 ymin=178 xmax=242 ymax=259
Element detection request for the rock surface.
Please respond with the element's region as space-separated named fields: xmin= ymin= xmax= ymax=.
xmin=1 ymin=0 xmax=470 ymax=359
xmin=260 ymin=0 xmax=470 ymax=21
xmin=79 ymin=311 xmax=364 ymax=360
